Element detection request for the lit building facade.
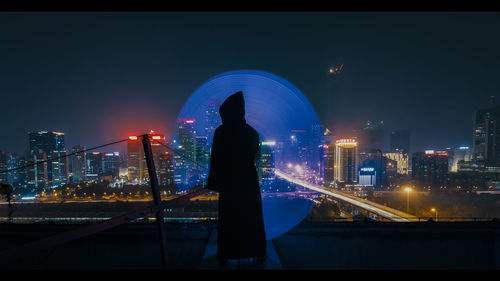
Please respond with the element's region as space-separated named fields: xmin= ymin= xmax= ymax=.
xmin=261 ymin=141 xmax=276 ymax=181
xmin=334 ymin=138 xmax=358 ymax=184
xmin=472 ymin=97 xmax=500 ymax=166
xmin=450 ymin=146 xmax=472 ymax=172
xmin=412 ymin=150 xmax=449 ymax=188
xmin=358 ymin=166 xmax=377 ymax=186
xmin=324 ymin=144 xmax=335 ymax=186
xmin=158 ymin=151 xmax=174 ymax=190
xmin=102 ymin=152 xmax=120 ymax=178
xmin=0 ymin=152 xmax=7 ymax=184
xmin=29 ymin=131 xmax=68 ymax=187
xmin=127 ymin=132 xmax=167 ymax=182
xmin=384 ymin=150 xmax=409 ymax=175
xmin=127 ymin=136 xmax=141 ymax=181
xmin=86 ymin=152 xmax=102 ymax=181
xmin=71 ymin=145 xmax=86 ymax=183
xmin=26 ymin=149 xmax=48 ymax=190
xmin=175 ymin=119 xmax=197 ymax=186
xmin=205 ymin=99 xmax=221 ymax=146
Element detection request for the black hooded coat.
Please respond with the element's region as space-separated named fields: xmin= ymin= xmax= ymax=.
xmin=206 ymin=91 xmax=267 ymax=259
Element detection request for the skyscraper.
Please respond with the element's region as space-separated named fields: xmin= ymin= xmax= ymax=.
xmin=195 ymin=136 xmax=210 ymax=175
xmin=127 ymin=132 xmax=167 ymax=182
xmin=324 ymin=143 xmax=335 ymax=186
xmin=86 ymin=152 xmax=102 ymax=181
xmin=102 ymin=152 xmax=120 ymax=178
xmin=261 ymin=141 xmax=276 ymax=181
xmin=176 ymin=119 xmax=197 ymax=186
xmin=0 ymin=152 xmax=7 ymax=184
xmin=26 ymin=149 xmax=48 ymax=190
xmin=28 ymin=131 xmax=68 ymax=186
xmin=450 ymin=146 xmax=472 ymax=172
xmin=472 ymin=96 xmax=500 ymax=166
xmin=71 ymin=145 xmax=86 ymax=183
xmin=359 ymin=120 xmax=384 ymax=153
xmin=384 ymin=150 xmax=409 ymax=175
xmin=127 ymin=136 xmax=141 ymax=181
xmin=158 ymin=151 xmax=174 ymax=190
xmin=390 ymin=129 xmax=410 ymax=153
xmin=334 ymin=138 xmax=358 ymax=184
xmin=412 ymin=150 xmax=449 ymax=188
xmin=205 ymin=99 xmax=221 ymax=146
xmin=6 ymin=153 xmax=27 ymax=190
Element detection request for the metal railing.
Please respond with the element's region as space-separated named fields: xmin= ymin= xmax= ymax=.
xmin=0 ymin=134 xmax=211 ymax=269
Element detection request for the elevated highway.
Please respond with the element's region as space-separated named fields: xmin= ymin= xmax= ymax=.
xmin=275 ymin=170 xmax=419 ymax=222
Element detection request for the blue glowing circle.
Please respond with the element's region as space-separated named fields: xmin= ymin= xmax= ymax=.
xmin=172 ymin=70 xmax=324 ymax=239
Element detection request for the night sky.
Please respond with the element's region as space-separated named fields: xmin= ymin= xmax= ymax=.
xmin=1 ymin=11 xmax=500 ymax=154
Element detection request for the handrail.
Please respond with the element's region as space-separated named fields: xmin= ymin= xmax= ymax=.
xmin=0 ymin=188 xmax=211 ymax=265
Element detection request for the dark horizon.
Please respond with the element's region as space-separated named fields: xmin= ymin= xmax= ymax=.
xmin=1 ymin=12 xmax=499 ymax=154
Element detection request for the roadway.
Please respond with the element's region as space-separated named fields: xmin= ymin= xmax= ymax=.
xmin=274 ymin=170 xmax=418 ymax=222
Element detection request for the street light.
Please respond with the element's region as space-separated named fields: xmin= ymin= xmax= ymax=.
xmin=431 ymin=208 xmax=438 ymax=221
xmin=404 ymin=187 xmax=412 ymax=213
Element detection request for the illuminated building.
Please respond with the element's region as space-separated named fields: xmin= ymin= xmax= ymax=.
xmin=383 ymin=150 xmax=409 ymax=175
xmin=334 ymin=138 xmax=358 ymax=184
xmin=50 ymin=148 xmax=69 ymax=186
xmin=359 ymin=120 xmax=384 ymax=153
xmin=0 ymin=152 xmax=26 ymax=189
xmin=358 ymin=166 xmax=376 ymax=186
xmin=450 ymin=146 xmax=472 ymax=172
xmin=26 ymin=149 xmax=47 ymax=190
xmin=322 ymin=128 xmax=335 ymax=184
xmin=102 ymin=152 xmax=120 ymax=178
xmin=86 ymin=152 xmax=102 ymax=181
xmin=127 ymin=136 xmax=141 ymax=181
xmin=158 ymin=151 xmax=174 ymax=190
xmin=360 ymin=152 xmax=396 ymax=188
xmin=141 ymin=131 xmax=167 ymax=181
xmin=390 ymin=129 xmax=410 ymax=153
xmin=0 ymin=152 xmax=7 ymax=183
xmin=71 ymin=145 xmax=86 ymax=183
xmin=29 ymin=131 xmax=67 ymax=186
xmin=472 ymin=96 xmax=500 ymax=165
xmin=127 ymin=132 xmax=167 ymax=182
xmin=311 ymin=124 xmax=325 ymax=176
xmin=289 ymin=129 xmax=309 ymax=165
xmin=261 ymin=141 xmax=276 ymax=181
xmin=195 ymin=136 xmax=210 ymax=175
xmin=205 ymin=99 xmax=221 ymax=146
xmin=412 ymin=150 xmax=449 ymax=188
xmin=176 ymin=119 xmax=197 ymax=186
xmin=324 ymin=144 xmax=335 ymax=186
xmin=6 ymin=153 xmax=27 ymax=189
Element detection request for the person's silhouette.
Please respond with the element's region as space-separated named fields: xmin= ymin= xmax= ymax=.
xmin=206 ymin=91 xmax=266 ymax=262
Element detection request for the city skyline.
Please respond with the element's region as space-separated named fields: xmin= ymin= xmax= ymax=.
xmin=2 ymin=12 xmax=500 ymax=155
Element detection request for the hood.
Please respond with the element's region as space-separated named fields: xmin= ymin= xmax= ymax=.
xmin=219 ymin=91 xmax=246 ymax=125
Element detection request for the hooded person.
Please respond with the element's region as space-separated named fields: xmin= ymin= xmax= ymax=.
xmin=206 ymin=91 xmax=267 ymax=261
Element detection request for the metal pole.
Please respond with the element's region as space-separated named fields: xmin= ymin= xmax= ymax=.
xmin=142 ymin=134 xmax=169 ymax=269
xmin=406 ymin=192 xmax=410 ymax=213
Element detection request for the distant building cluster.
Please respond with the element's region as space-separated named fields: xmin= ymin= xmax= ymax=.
xmin=3 ymin=96 xmax=500 ymax=196
xmin=0 ymin=131 xmax=127 ymax=195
